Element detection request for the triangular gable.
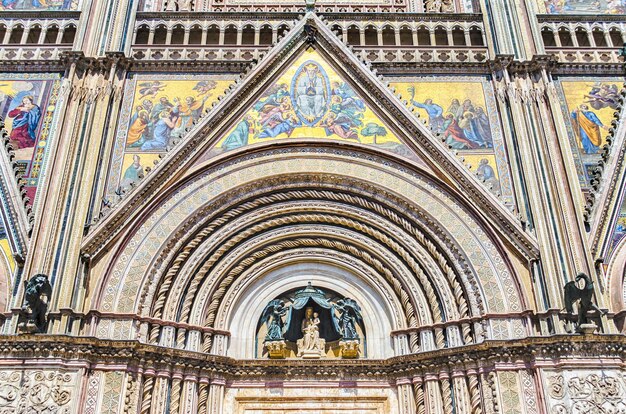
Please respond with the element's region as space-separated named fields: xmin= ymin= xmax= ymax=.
xmin=590 ymin=105 xmax=626 ymax=260
xmin=195 ymin=48 xmax=429 ymax=169
xmin=555 ymin=79 xmax=623 ymax=193
xmin=602 ymin=184 xmax=626 ymax=261
xmin=81 ymin=12 xmax=538 ymax=260
xmin=0 ymin=122 xmax=30 ymax=259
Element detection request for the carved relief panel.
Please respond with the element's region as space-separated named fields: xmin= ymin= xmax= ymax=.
xmin=0 ymin=370 xmax=78 ymax=414
xmin=543 ymin=369 xmax=626 ymax=414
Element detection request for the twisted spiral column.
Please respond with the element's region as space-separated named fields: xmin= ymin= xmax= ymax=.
xmin=412 ymin=376 xmax=426 ymax=414
xmin=440 ymin=374 xmax=453 ymax=414
xmin=139 ymin=375 xmax=154 ymax=414
xmin=169 ymin=377 xmax=182 ymax=414
xmin=197 ymin=381 xmax=209 ymax=414
xmin=467 ymin=370 xmax=483 ymax=414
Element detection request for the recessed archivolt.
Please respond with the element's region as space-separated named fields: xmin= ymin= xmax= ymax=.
xmin=94 ymin=148 xmax=524 ymax=343
xmin=166 ymin=201 xmax=468 ymax=328
xmin=215 ymin=250 xmax=404 ymax=333
xmin=137 ymin=190 xmax=472 ymax=355
xmin=161 ymin=202 xmax=460 ymax=323
xmin=150 ymin=224 xmax=429 ymax=350
xmin=141 ymin=182 xmax=486 ymax=325
xmin=146 ymin=197 xmax=477 ymax=344
xmin=189 ymin=226 xmax=429 ymax=351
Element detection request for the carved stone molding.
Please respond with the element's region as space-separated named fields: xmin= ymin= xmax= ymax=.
xmin=0 ymin=334 xmax=625 ymax=381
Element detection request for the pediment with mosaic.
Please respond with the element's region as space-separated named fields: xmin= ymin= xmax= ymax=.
xmin=212 ymin=49 xmax=416 ymax=161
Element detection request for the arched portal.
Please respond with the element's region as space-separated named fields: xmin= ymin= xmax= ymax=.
xmin=220 ymin=260 xmax=402 ymax=359
xmin=90 ymin=143 xmax=529 ymax=358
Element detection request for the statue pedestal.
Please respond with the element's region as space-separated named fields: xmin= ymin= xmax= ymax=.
xmin=17 ymin=320 xmax=39 ymax=334
xmin=265 ymin=340 xmax=287 ymax=359
xmin=297 ymin=338 xmax=325 ymax=359
xmin=339 ymin=340 xmax=360 ymax=359
xmin=299 ymin=348 xmax=324 ymax=359
xmin=579 ymin=323 xmax=597 ymax=335
xmin=17 ymin=306 xmax=42 ymax=334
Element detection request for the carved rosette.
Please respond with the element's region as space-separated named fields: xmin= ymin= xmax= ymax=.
xmin=0 ymin=370 xmax=74 ymax=413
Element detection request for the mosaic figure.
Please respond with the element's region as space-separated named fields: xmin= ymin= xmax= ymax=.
xmin=558 ymin=80 xmax=622 ymax=188
xmin=6 ymin=95 xmax=41 ymax=150
xmin=0 ymin=76 xmax=61 ymax=207
xmin=571 ymin=104 xmax=609 ymax=154
xmin=215 ymin=51 xmax=406 ymax=156
xmin=293 ymin=62 xmax=330 ymax=125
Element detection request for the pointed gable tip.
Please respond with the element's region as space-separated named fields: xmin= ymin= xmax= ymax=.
xmin=82 ymin=12 xmax=539 ymax=260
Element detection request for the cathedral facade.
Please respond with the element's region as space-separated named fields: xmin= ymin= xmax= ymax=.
xmin=0 ymin=0 xmax=625 ymax=413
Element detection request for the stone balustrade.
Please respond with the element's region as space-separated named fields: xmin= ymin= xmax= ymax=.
xmin=538 ymin=15 xmax=626 ymax=64
xmin=0 ymin=12 xmax=79 ymax=47
xmin=130 ymin=13 xmax=488 ymax=65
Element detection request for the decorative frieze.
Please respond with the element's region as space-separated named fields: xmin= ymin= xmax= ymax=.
xmin=0 ymin=369 xmax=77 ymax=414
xmin=543 ymin=370 xmax=626 ymax=414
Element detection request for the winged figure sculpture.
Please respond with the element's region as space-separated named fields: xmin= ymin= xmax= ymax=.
xmin=564 ymin=272 xmax=605 ymax=330
xmin=260 ymin=299 xmax=289 ymax=342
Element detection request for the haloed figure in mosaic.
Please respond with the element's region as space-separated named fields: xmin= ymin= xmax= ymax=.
xmin=120 ymin=155 xmax=144 ymax=191
xmin=7 ymin=95 xmax=41 ymax=150
xmin=571 ymin=104 xmax=609 ymax=154
xmin=294 ymin=63 xmax=328 ymax=124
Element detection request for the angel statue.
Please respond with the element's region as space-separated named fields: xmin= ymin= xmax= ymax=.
xmin=19 ymin=274 xmax=52 ymax=333
xmin=335 ymin=298 xmax=363 ymax=340
xmin=260 ymin=299 xmax=289 ymax=341
xmin=564 ymin=272 xmax=606 ymax=331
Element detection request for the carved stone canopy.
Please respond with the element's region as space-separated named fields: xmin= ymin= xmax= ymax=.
xmin=284 ymin=283 xmax=341 ymax=342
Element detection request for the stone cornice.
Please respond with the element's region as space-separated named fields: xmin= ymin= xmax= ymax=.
xmin=536 ymin=13 xmax=626 ymax=23
xmin=551 ymin=62 xmax=625 ymax=76
xmin=0 ymin=10 xmax=81 ymax=19
xmin=128 ymin=59 xmax=249 ymax=73
xmin=3 ymin=58 xmax=618 ymax=75
xmin=134 ymin=11 xmax=484 ymax=22
xmin=60 ymin=51 xmax=133 ymax=74
xmin=0 ymin=334 xmax=624 ymax=379
xmin=0 ymin=51 xmax=132 ymax=74
xmin=0 ymin=60 xmax=68 ymax=72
